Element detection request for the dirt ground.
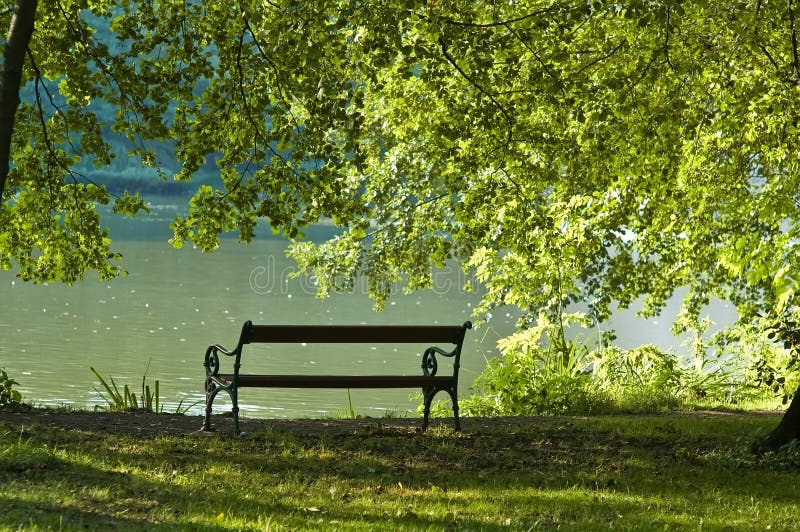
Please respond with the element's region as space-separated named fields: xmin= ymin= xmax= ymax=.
xmin=0 ymin=404 xmax=777 ymax=442
xmin=0 ymin=405 xmax=558 ymax=438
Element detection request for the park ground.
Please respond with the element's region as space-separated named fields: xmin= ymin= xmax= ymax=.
xmin=1 ymin=406 xmax=800 ymax=530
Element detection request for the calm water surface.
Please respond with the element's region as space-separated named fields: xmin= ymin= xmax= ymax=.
xmin=1 ymin=224 xmax=516 ymax=418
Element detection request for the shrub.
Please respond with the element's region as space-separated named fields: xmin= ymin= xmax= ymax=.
xmin=463 ymin=334 xmax=612 ymax=416
xmin=463 ymin=337 xmax=752 ymax=416
xmin=591 ymin=345 xmax=685 ymax=411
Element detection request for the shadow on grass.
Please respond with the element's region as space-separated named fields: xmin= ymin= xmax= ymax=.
xmin=0 ymin=425 xmax=496 ymax=530
xmin=1 ymin=413 xmax=799 ymax=530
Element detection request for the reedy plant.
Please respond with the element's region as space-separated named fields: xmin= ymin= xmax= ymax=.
xmin=90 ymin=362 xmax=195 ymax=414
xmin=90 ymin=366 xmax=159 ymax=413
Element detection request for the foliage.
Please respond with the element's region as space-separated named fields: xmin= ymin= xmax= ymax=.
xmin=6 ymin=1 xmax=800 ymax=399
xmin=463 ymin=341 xmax=605 ymax=416
xmin=463 ymin=317 xmax=756 ymax=416
xmin=0 ymin=369 xmax=22 ymax=407
xmin=757 ymin=311 xmax=800 ymax=405
xmin=463 ymin=319 xmax=611 ymax=415
xmin=591 ymin=344 xmax=747 ymax=411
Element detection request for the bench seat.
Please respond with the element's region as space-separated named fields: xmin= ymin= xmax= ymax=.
xmin=214 ymin=374 xmax=457 ymax=389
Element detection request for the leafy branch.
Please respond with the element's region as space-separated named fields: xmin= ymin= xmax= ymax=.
xmin=428 ymin=3 xmax=566 ymax=29
xmin=438 ymin=36 xmax=515 ymax=151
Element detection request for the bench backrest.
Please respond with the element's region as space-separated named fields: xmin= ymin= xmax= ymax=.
xmin=242 ymin=321 xmax=472 ymax=345
xmin=235 ymin=321 xmax=472 ymax=376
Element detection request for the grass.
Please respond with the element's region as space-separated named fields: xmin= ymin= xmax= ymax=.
xmin=1 ymin=411 xmax=800 ymax=530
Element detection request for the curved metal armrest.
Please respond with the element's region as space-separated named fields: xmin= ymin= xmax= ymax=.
xmin=203 ymin=343 xmax=239 ymax=378
xmin=422 ymin=346 xmax=457 ymax=376
xmin=429 ymin=346 xmax=458 ymax=358
xmin=421 ymin=341 xmax=464 ymax=377
xmin=209 ymin=343 xmax=238 ymax=357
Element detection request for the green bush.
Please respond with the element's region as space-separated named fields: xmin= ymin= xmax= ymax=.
xmin=463 ymin=336 xmax=753 ymax=416
xmin=591 ymin=345 xmax=686 ymax=411
xmin=463 ymin=337 xmax=612 ymax=416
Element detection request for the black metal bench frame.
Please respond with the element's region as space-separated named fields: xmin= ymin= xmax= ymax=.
xmin=201 ymin=320 xmax=472 ymax=435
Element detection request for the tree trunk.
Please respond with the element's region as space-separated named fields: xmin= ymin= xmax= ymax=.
xmin=0 ymin=0 xmax=37 ymax=204
xmin=753 ymin=383 xmax=800 ymax=453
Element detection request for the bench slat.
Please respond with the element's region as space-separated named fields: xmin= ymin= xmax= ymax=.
xmin=246 ymin=325 xmax=466 ymax=344
xmin=217 ymin=374 xmax=455 ymax=389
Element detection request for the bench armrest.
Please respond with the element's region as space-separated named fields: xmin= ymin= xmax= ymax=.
xmin=203 ymin=343 xmax=239 ymax=378
xmin=421 ymin=346 xmax=458 ymax=377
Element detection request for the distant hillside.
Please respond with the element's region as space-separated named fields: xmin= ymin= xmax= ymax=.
xmin=21 ymin=10 xmax=223 ymax=197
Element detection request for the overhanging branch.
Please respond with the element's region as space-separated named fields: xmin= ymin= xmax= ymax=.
xmin=438 ymin=36 xmax=515 ymax=150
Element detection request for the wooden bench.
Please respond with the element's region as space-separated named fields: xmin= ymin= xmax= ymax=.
xmin=201 ymin=320 xmax=472 ymax=435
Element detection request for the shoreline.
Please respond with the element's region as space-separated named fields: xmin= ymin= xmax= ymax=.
xmin=0 ymin=404 xmax=783 ymax=439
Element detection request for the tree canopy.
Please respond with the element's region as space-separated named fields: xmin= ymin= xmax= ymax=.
xmin=3 ymin=1 xmax=800 ymax=354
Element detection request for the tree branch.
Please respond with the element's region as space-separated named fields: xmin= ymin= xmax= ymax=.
xmin=235 ymin=24 xmax=301 ymax=182
xmin=571 ymin=40 xmax=625 ymax=79
xmin=438 ymin=36 xmax=514 ymax=149
xmin=431 ymin=4 xmax=565 ymax=28
xmin=53 ymin=0 xmax=156 ymax=162
xmin=502 ymin=21 xmax=566 ymax=95
xmin=27 ymin=49 xmax=122 ymax=216
xmin=789 ymin=0 xmax=800 ymax=81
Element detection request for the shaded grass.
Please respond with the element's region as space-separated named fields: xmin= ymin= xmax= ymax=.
xmin=1 ymin=412 xmax=799 ymax=530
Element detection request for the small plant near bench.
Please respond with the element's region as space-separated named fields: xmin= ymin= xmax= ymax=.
xmin=91 ymin=362 xmax=195 ymax=414
xmin=91 ymin=366 xmax=162 ymax=412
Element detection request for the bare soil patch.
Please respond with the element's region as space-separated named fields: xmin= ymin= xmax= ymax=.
xmin=0 ymin=405 xmax=547 ymax=438
xmin=0 ymin=404 xmax=777 ymax=439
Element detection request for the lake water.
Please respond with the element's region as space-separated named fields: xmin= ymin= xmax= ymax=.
xmin=0 ymin=204 xmax=520 ymax=418
xmin=0 ymin=201 xmax=737 ymax=419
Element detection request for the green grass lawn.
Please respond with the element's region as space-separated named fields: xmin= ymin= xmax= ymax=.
xmin=1 ymin=411 xmax=799 ymax=530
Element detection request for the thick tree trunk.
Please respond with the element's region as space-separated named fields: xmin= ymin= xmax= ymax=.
xmin=0 ymin=0 xmax=37 ymax=204
xmin=753 ymin=383 xmax=800 ymax=453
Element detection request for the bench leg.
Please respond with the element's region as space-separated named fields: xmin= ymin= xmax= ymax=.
xmin=421 ymin=388 xmax=434 ymax=432
xmin=202 ymin=381 xmax=243 ymax=436
xmin=202 ymin=380 xmax=216 ymax=431
xmin=231 ymin=406 xmax=241 ymax=437
xmin=229 ymin=386 xmax=243 ymax=437
xmin=449 ymin=387 xmax=461 ymax=432
xmin=202 ymin=404 xmax=214 ymax=431
xmin=421 ymin=387 xmax=461 ymax=432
